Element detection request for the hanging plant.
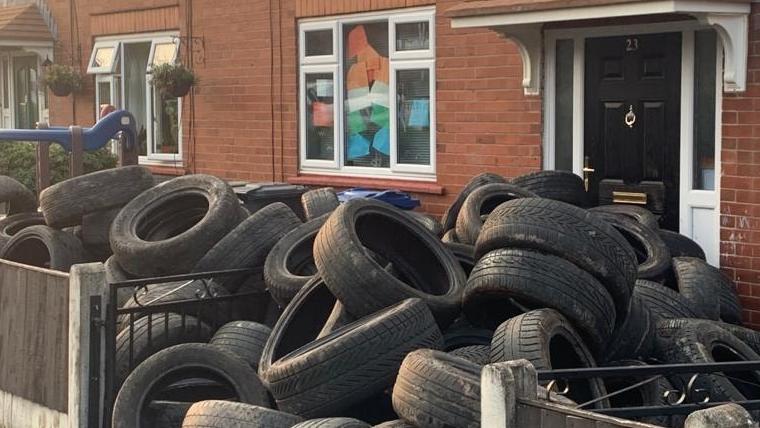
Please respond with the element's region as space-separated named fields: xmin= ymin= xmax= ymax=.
xmin=41 ymin=64 xmax=83 ymax=97
xmin=150 ymin=63 xmax=198 ymax=98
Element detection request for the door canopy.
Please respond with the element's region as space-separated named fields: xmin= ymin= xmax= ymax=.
xmin=446 ymin=0 xmax=750 ymax=95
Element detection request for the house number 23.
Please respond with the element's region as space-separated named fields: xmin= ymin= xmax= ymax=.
xmin=626 ymin=37 xmax=639 ymax=52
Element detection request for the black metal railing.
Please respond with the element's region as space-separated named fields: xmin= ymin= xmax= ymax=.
xmin=100 ymin=267 xmax=268 ymax=428
xmin=538 ymin=361 xmax=760 ymax=419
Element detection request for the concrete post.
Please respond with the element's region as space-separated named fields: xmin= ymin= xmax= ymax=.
xmin=685 ymin=404 xmax=758 ymax=428
xmin=68 ymin=263 xmax=108 ymax=428
xmin=481 ymin=359 xmax=538 ymax=428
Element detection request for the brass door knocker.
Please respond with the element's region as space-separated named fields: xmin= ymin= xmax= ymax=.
xmin=625 ymin=105 xmax=636 ymax=128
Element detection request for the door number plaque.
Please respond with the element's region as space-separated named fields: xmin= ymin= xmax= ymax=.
xmin=626 ymin=37 xmax=639 ymax=52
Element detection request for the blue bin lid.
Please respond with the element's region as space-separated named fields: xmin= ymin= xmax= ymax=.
xmin=338 ymin=188 xmax=420 ymax=210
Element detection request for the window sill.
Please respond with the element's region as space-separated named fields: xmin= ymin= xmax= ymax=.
xmin=287 ymin=173 xmax=444 ymax=195
xmin=140 ymin=161 xmax=187 ymax=176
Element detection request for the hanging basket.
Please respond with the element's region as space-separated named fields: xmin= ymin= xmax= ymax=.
xmin=49 ymin=82 xmax=75 ymax=97
xmin=158 ymin=80 xmax=193 ymax=98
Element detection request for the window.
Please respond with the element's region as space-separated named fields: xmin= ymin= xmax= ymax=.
xmin=554 ymin=39 xmax=574 ymax=172
xmin=87 ymin=41 xmax=119 ymax=74
xmin=88 ymin=34 xmax=181 ymax=163
xmin=148 ymin=38 xmax=180 ymax=68
xmin=299 ymin=9 xmax=435 ymax=177
xmin=693 ymin=29 xmax=717 ymax=191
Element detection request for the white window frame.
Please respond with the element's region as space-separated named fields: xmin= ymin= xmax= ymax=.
xmin=389 ymin=13 xmax=435 ymax=60
xmin=543 ymin=21 xmax=723 ymax=265
xmin=299 ymin=64 xmax=340 ymax=170
xmin=390 ymin=60 xmax=436 ymax=175
xmin=300 ymin=22 xmax=339 ymax=65
xmin=147 ymin=37 xmax=180 ymax=70
xmin=94 ymin=74 xmax=117 ymax=118
xmin=87 ymin=40 xmax=120 ymax=74
xmin=90 ymin=32 xmax=182 ymax=164
xmin=298 ymin=7 xmax=436 ymax=180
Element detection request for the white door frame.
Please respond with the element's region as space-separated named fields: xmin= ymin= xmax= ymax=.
xmin=0 ymin=53 xmax=9 ymax=128
xmin=544 ymin=21 xmax=723 ymax=265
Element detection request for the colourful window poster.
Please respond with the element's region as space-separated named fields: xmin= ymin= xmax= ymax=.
xmin=347 ymin=133 xmax=370 ymax=160
xmin=312 ymin=101 xmax=333 ymax=127
xmin=408 ymin=99 xmax=430 ymax=128
xmin=373 ymin=126 xmax=390 ymax=156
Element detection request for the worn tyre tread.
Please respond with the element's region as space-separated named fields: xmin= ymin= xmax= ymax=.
xmin=40 ymin=166 xmax=153 ymax=228
xmin=302 ymin=188 xmax=340 ymax=221
xmin=454 ymin=183 xmax=536 ymax=245
xmin=392 ymin=349 xmax=480 ymax=428
xmin=210 ymin=321 xmax=271 ymax=369
xmin=464 ymin=248 xmax=615 ymax=353
xmin=262 ymin=298 xmax=443 ymax=418
xmin=636 ymin=280 xmax=703 ymax=320
xmin=182 ymin=400 xmax=301 ymax=428
xmin=475 ymin=198 xmax=636 ymax=320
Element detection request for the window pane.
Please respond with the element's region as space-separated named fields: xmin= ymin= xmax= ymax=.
xmin=305 ymin=30 xmax=333 ymax=57
xmin=693 ymin=30 xmax=717 ymax=190
xmin=396 ymin=22 xmax=429 ymax=51
xmin=153 ymin=90 xmax=179 ymax=155
xmin=124 ymin=42 xmax=151 ymax=156
xmin=113 ymin=76 xmax=122 ymax=108
xmin=92 ymin=46 xmax=115 ymax=69
xmin=343 ymin=22 xmax=389 ymax=168
xmin=152 ymin=42 xmax=177 ymax=66
xmin=98 ymin=81 xmax=111 ymax=107
xmin=304 ymin=72 xmax=335 ymax=161
xmin=397 ymin=69 xmax=430 ymax=165
xmin=555 ymin=39 xmax=574 ymax=171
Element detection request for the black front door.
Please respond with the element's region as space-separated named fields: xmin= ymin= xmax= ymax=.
xmin=584 ymin=32 xmax=681 ymax=230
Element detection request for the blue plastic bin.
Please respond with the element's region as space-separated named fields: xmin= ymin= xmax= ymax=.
xmin=337 ymin=188 xmax=420 ymax=210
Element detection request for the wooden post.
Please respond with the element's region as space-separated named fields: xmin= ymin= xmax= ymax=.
xmin=68 ymin=263 xmax=108 ymax=428
xmin=69 ymin=126 xmax=84 ymax=178
xmin=117 ymin=132 xmax=138 ymax=167
xmin=481 ymin=359 xmax=538 ymax=428
xmin=35 ymin=122 xmax=51 ymax=194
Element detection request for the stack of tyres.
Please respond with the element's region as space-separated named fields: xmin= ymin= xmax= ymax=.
xmin=5 ymin=168 xmax=753 ymax=428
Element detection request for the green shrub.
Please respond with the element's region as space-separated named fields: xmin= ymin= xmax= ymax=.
xmin=0 ymin=141 xmax=117 ymax=192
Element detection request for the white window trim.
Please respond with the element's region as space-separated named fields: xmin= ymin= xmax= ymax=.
xmin=390 ymin=60 xmax=436 ymax=175
xmin=389 ymin=13 xmax=435 ymax=60
xmin=543 ymin=21 xmax=723 ymax=265
xmin=91 ymin=32 xmax=182 ymax=164
xmin=298 ymin=7 xmax=436 ymax=180
xmin=94 ymin=74 xmax=115 ymax=118
xmin=147 ymin=36 xmax=180 ymax=71
xmin=299 ymin=64 xmax=340 ymax=170
xmin=300 ymin=21 xmax=339 ymax=65
xmin=87 ymin=40 xmax=120 ymax=74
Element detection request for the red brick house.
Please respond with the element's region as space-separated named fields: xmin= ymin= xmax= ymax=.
xmin=3 ymin=0 xmax=760 ymax=324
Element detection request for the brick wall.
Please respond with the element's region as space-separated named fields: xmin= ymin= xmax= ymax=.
xmin=46 ymin=0 xmax=539 ymax=214
xmin=720 ymin=4 xmax=760 ymax=328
